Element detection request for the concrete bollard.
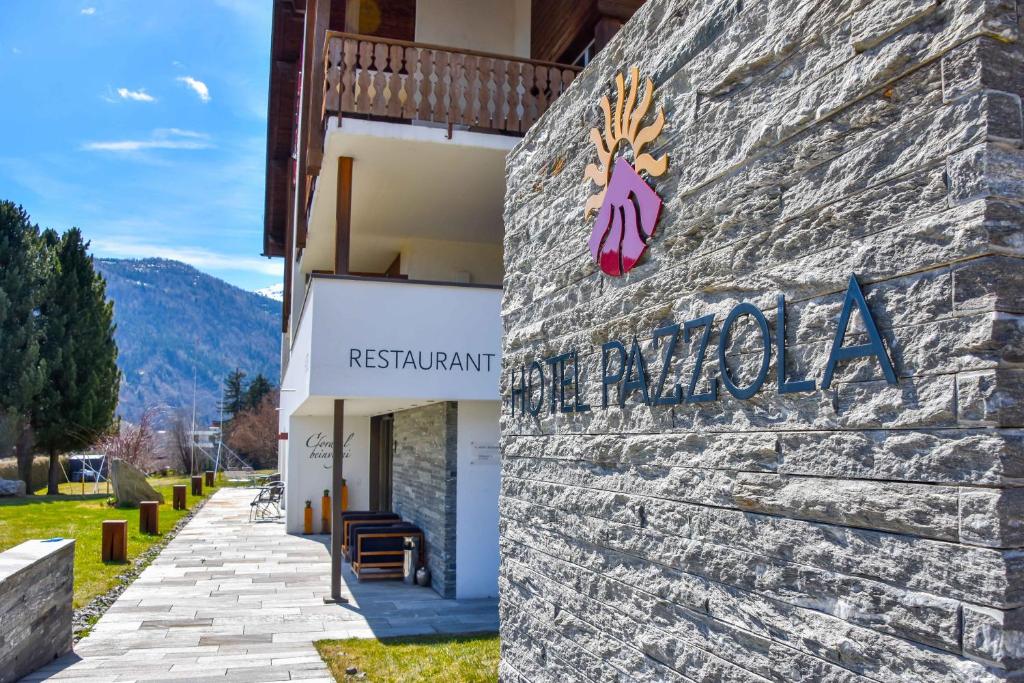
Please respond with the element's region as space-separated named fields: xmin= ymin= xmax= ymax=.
xmin=204 ymin=470 xmax=215 ymax=488
xmin=101 ymin=520 xmax=127 ymax=562
xmin=191 ymin=475 xmax=203 ymax=496
xmin=139 ymin=501 xmax=159 ymax=535
xmin=172 ymin=484 xmax=187 ymax=510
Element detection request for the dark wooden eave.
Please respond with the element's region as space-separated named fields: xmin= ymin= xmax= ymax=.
xmin=531 ymin=0 xmax=646 ymax=64
xmin=263 ymin=0 xmax=305 ymax=258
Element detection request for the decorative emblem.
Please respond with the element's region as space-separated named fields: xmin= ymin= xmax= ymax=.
xmin=585 ymin=67 xmax=669 ymax=276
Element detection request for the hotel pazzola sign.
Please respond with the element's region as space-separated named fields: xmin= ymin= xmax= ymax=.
xmin=507 ymin=68 xmax=897 ymax=416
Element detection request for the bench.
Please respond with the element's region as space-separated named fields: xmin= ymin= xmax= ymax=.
xmin=350 ymin=523 xmax=425 ymax=581
xmin=225 ymin=469 xmax=254 ymax=485
xmin=340 ymin=511 xmax=402 ymax=560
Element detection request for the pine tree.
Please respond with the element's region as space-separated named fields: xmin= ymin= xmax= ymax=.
xmin=245 ymin=373 xmax=272 ymax=411
xmin=35 ymin=228 xmax=121 ymax=494
xmin=220 ymin=368 xmax=247 ymax=421
xmin=0 ymin=202 xmax=49 ymax=493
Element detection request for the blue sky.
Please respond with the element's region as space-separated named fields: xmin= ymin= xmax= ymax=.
xmin=0 ymin=1 xmax=280 ymax=291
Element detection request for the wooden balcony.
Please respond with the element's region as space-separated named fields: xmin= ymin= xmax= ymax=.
xmin=321 ymin=32 xmax=581 ymax=137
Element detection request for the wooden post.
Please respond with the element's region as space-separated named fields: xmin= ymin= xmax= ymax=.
xmin=306 ymin=0 xmax=331 ymax=175
xmin=204 ymin=470 xmax=215 ymax=488
xmin=329 ymin=399 xmax=347 ymax=603
xmin=139 ymin=501 xmax=159 ymax=535
xmin=172 ymin=485 xmax=187 ymax=510
xmin=101 ymin=520 xmax=127 ymax=562
xmin=191 ymin=475 xmax=203 ymax=496
xmin=335 ymin=157 xmax=353 ymax=275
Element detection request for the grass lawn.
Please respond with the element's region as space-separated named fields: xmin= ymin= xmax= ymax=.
xmin=0 ymin=474 xmax=214 ymax=608
xmin=316 ymin=633 xmax=499 ymax=683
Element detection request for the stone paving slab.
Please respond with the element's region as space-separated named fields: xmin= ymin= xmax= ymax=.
xmin=22 ymin=488 xmax=498 ymax=682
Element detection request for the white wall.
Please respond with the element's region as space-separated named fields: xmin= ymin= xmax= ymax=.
xmin=455 ymin=400 xmax=501 ymax=599
xmin=415 ymin=0 xmax=531 ymax=58
xmin=400 ymin=238 xmax=503 ymax=285
xmin=284 ymin=414 xmax=371 ymax=534
xmin=279 ymin=438 xmax=289 ymax=511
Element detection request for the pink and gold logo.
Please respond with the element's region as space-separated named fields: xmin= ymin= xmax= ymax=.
xmin=585 ymin=67 xmax=669 ymax=276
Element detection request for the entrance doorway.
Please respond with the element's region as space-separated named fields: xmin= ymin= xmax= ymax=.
xmin=369 ymin=414 xmax=394 ymax=511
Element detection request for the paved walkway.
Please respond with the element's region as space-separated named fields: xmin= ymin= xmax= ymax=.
xmin=24 ymin=488 xmax=498 ymax=682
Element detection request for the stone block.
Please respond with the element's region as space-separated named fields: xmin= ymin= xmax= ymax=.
xmin=111 ymin=458 xmax=164 ymax=506
xmin=0 ymin=478 xmax=26 ymax=497
xmin=958 ymin=369 xmax=1024 ymax=427
xmin=963 ymin=604 xmax=1024 ymax=670
xmin=949 ymin=143 xmax=1024 ymax=205
xmin=852 ymin=0 xmax=941 ymax=53
xmin=0 ymin=539 xmax=75 ymax=683
xmin=960 ymin=487 xmax=1024 ymax=548
xmin=953 ymin=255 xmax=1024 ymax=314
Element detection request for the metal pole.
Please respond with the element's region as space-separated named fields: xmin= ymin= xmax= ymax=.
xmin=190 ymin=364 xmax=197 ymax=476
xmin=214 ymin=381 xmax=225 ymax=476
xmin=190 ymin=276 xmax=198 ymax=476
xmin=328 ymin=399 xmax=347 ymax=603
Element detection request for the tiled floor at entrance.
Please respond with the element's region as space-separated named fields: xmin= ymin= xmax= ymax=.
xmin=23 ymin=488 xmax=499 ymax=682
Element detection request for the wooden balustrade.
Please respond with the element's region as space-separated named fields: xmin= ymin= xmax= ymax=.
xmin=322 ymin=32 xmax=580 ymax=136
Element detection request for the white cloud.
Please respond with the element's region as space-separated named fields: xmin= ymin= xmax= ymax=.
xmin=176 ymin=76 xmax=211 ymax=103
xmin=11 ymin=47 xmax=21 ymax=55
xmin=91 ymin=239 xmax=283 ymax=277
xmin=117 ymin=87 xmax=155 ymax=102
xmin=81 ymin=129 xmax=212 ymax=153
xmin=81 ymin=7 xmax=96 ymax=15
xmin=154 ymin=128 xmax=206 ymax=139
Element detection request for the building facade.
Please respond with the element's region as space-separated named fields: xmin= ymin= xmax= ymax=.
xmin=501 ymin=0 xmax=1024 ymax=680
xmin=263 ymin=0 xmax=643 ymax=599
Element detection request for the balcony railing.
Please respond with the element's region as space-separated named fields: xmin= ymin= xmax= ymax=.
xmin=322 ymin=32 xmax=581 ymax=136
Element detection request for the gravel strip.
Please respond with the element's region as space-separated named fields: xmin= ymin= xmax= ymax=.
xmin=73 ymin=495 xmax=211 ymax=641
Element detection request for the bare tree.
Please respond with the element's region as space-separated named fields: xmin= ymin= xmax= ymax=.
xmin=99 ymin=408 xmax=158 ymax=472
xmin=226 ymin=392 xmax=278 ymax=469
xmin=169 ymin=410 xmax=196 ymax=475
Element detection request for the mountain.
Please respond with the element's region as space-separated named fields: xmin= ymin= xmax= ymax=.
xmin=255 ymin=282 xmax=285 ymax=302
xmin=94 ymin=258 xmax=281 ymax=425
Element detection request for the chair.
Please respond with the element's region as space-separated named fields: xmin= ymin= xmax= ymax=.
xmin=249 ymin=482 xmax=284 ymax=521
xmin=350 ymin=523 xmax=424 ymax=581
xmin=254 ymin=472 xmax=280 ymax=488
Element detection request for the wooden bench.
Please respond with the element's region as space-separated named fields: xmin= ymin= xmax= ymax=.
xmin=350 ymin=524 xmax=425 ymax=581
xmin=340 ymin=512 xmax=402 ymax=560
xmin=224 ymin=469 xmax=254 ymax=486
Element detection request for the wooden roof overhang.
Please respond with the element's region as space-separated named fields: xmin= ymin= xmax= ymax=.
xmin=263 ymin=0 xmax=305 ymax=258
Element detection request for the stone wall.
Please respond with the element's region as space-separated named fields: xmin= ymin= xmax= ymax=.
xmin=500 ymin=0 xmax=1024 ymax=680
xmin=0 ymin=539 xmax=75 ymax=683
xmin=392 ymin=402 xmax=458 ymax=597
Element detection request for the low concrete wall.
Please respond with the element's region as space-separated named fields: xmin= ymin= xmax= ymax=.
xmin=0 ymin=539 xmax=75 ymax=683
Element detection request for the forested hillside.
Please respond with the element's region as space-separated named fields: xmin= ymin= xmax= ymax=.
xmin=94 ymin=258 xmax=280 ymax=424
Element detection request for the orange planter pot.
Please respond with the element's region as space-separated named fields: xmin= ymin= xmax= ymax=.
xmin=321 ymin=491 xmax=331 ymax=534
xmin=341 ymin=482 xmax=349 ymax=512
xmin=303 ymin=501 xmax=313 ymax=535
